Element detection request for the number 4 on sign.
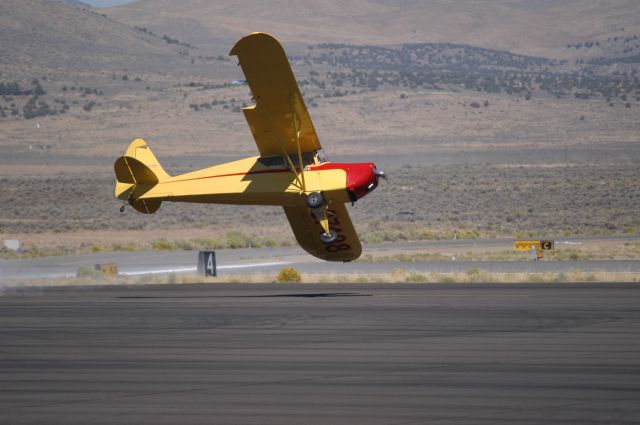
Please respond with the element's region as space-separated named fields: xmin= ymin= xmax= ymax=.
xmin=206 ymin=253 xmax=216 ymax=276
xmin=198 ymin=251 xmax=217 ymax=277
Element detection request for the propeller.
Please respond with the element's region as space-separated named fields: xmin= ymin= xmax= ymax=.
xmin=374 ymin=168 xmax=387 ymax=180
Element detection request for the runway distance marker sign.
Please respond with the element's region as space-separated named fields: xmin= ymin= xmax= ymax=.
xmin=198 ymin=251 xmax=217 ymax=277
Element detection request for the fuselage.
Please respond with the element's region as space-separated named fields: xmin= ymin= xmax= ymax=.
xmin=137 ymin=154 xmax=380 ymax=207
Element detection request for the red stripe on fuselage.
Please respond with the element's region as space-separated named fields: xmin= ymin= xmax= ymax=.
xmin=169 ymin=162 xmax=357 ymax=184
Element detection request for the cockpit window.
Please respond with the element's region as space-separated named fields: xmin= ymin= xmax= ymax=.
xmin=290 ymin=152 xmax=315 ymax=166
xmin=258 ymin=156 xmax=284 ymax=167
xmin=258 ymin=153 xmax=315 ymax=168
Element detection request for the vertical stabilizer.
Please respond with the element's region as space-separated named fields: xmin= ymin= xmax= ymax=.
xmin=114 ymin=139 xmax=168 ymax=214
xmin=123 ymin=139 xmax=170 ymax=181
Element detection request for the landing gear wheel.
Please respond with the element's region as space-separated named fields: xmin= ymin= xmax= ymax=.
xmin=306 ymin=191 xmax=324 ymax=209
xmin=320 ymin=229 xmax=338 ymax=244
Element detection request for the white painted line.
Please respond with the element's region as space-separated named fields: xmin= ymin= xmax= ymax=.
xmin=219 ymin=261 xmax=291 ymax=270
xmin=119 ymin=261 xmax=291 ymax=276
xmin=120 ymin=267 xmax=196 ymax=276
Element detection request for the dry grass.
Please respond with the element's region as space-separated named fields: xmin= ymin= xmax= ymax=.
xmin=2 ymin=269 xmax=638 ymax=292
xmin=1 ymin=162 xmax=638 ymax=256
xmin=310 ymin=269 xmax=640 ymax=284
xmin=0 ymin=272 xmax=277 ymax=292
xmin=360 ymin=242 xmax=640 ymax=263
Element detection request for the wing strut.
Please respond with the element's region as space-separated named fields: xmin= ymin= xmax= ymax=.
xmin=291 ymin=93 xmax=307 ymax=192
xmin=255 ymin=95 xmax=307 ymax=192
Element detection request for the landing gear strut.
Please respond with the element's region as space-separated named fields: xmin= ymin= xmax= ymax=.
xmin=306 ymin=192 xmax=337 ymax=244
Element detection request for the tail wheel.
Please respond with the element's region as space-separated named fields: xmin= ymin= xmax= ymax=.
xmin=306 ymin=191 xmax=324 ymax=209
xmin=320 ymin=229 xmax=338 ymax=244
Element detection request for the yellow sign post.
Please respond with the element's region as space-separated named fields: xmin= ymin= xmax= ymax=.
xmin=514 ymin=240 xmax=554 ymax=260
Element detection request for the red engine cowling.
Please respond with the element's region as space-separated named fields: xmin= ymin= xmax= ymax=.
xmin=313 ymin=162 xmax=383 ymax=202
xmin=345 ymin=162 xmax=380 ymax=201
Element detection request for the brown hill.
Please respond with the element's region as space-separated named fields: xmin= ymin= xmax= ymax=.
xmin=106 ymin=0 xmax=640 ymax=57
xmin=0 ymin=0 xmax=188 ymax=77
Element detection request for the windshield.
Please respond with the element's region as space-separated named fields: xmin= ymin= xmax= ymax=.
xmin=315 ymin=150 xmax=329 ymax=164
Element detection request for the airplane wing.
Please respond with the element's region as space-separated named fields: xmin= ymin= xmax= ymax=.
xmin=283 ymin=203 xmax=362 ymax=262
xmin=230 ymin=32 xmax=322 ymax=156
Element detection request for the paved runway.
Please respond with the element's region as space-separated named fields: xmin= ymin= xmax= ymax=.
xmin=1 ymin=283 xmax=639 ymax=424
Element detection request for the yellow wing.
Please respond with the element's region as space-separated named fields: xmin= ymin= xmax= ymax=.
xmin=283 ymin=203 xmax=362 ymax=262
xmin=230 ymin=32 xmax=321 ymax=156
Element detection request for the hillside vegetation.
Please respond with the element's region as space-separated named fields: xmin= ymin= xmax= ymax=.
xmin=0 ymin=0 xmax=639 ymax=252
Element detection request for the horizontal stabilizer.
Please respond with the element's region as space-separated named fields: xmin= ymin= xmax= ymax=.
xmin=130 ymin=198 xmax=161 ymax=214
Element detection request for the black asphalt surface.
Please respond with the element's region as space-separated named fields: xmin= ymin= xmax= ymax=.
xmin=1 ymin=283 xmax=639 ymax=424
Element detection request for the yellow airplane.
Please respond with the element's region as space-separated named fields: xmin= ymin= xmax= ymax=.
xmin=114 ymin=32 xmax=384 ymax=261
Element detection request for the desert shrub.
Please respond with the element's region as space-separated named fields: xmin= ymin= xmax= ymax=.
xmin=174 ymin=240 xmax=196 ymax=250
xmin=193 ymin=238 xmax=225 ymax=250
xmin=391 ymin=268 xmax=406 ymax=279
xmin=0 ymin=247 xmax=20 ymax=259
xmin=152 ymin=240 xmax=173 ymax=250
xmin=261 ymin=237 xmax=278 ymax=248
xmin=112 ymin=242 xmax=139 ymax=252
xmin=456 ymin=229 xmax=480 ymax=239
xmin=23 ymin=96 xmax=54 ymax=119
xmin=406 ymin=272 xmax=428 ymax=282
xmin=466 ymin=267 xmax=480 ymax=276
xmin=0 ymin=81 xmax=25 ymax=96
xmin=465 ymin=267 xmax=489 ymax=282
xmin=526 ymin=273 xmax=546 ymax=283
xmin=276 ymin=268 xmax=302 ymax=283
xmin=91 ymin=244 xmax=104 ymax=253
xmin=226 ymin=231 xmax=250 ymax=248
xmin=76 ymin=266 xmax=99 ymax=278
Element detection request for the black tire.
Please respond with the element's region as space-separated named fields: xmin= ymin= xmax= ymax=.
xmin=306 ymin=191 xmax=324 ymax=209
xmin=320 ymin=229 xmax=338 ymax=244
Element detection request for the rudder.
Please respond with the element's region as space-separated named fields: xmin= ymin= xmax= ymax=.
xmin=114 ymin=139 xmax=169 ymax=214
